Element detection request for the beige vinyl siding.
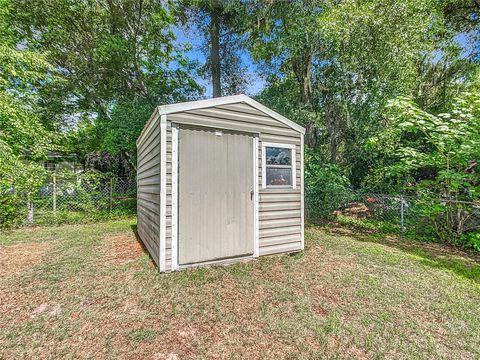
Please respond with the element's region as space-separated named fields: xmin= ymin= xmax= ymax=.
xmin=166 ymin=102 xmax=302 ymax=264
xmin=136 ymin=114 xmax=160 ymax=267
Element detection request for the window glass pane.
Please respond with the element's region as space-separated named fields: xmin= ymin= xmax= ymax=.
xmin=266 ymin=147 xmax=292 ymax=165
xmin=266 ymin=167 xmax=292 ymax=186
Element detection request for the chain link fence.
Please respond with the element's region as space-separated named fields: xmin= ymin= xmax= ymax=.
xmin=333 ymin=193 xmax=480 ymax=245
xmin=6 ymin=170 xmax=480 ymax=249
xmin=25 ymin=173 xmax=137 ymax=226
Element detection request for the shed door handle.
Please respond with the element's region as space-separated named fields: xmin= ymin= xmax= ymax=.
xmin=250 ymin=190 xmax=254 ymax=200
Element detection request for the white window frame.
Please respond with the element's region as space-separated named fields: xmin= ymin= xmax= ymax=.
xmin=262 ymin=142 xmax=296 ymax=190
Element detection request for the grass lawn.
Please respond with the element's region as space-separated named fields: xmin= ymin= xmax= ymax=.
xmin=1 ymin=219 xmax=479 ymax=359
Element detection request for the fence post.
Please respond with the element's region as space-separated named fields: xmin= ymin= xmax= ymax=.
xmin=109 ymin=177 xmax=113 ymax=212
xmin=27 ymin=194 xmax=34 ymax=224
xmin=400 ymin=196 xmax=405 ymax=233
xmin=52 ymin=173 xmax=57 ymax=216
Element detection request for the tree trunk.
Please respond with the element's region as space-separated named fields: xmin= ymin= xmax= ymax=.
xmin=292 ymin=52 xmax=313 ymax=108
xmin=305 ymin=122 xmax=318 ymax=149
xmin=120 ymin=150 xmax=137 ymax=173
xmin=329 ymin=131 xmax=338 ymax=163
xmin=326 ymin=108 xmax=340 ymax=164
xmin=292 ymin=51 xmax=317 ymax=148
xmin=210 ymin=10 xmax=222 ymax=98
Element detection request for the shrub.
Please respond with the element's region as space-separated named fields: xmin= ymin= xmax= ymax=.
xmin=0 ymin=150 xmax=47 ymax=228
xmin=305 ymin=150 xmax=351 ymax=219
xmin=461 ymin=232 xmax=480 ymax=252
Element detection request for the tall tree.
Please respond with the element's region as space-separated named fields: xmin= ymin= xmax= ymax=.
xmin=246 ymin=1 xmax=322 ymax=148
xmin=0 ymin=0 xmax=56 ymax=225
xmin=318 ymin=0 xmax=446 ymax=176
xmin=210 ymin=3 xmax=222 ymax=97
xmin=177 ymin=0 xmax=248 ymax=97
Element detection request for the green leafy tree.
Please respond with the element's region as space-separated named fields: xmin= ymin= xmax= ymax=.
xmin=369 ymin=93 xmax=480 ymax=199
xmin=10 ymin=0 xmax=202 ymax=170
xmin=441 ymin=0 xmax=480 ymax=58
xmin=305 ymin=150 xmax=352 ymax=219
xmin=249 ymin=0 xmax=477 ymax=189
xmin=366 ymin=92 xmax=480 ymax=241
xmin=245 ymin=1 xmax=323 ymax=148
xmin=0 ymin=0 xmax=54 ymax=226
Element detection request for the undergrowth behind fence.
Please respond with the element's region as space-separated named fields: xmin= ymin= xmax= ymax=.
xmin=1 ymin=171 xmax=136 ymax=228
xmin=325 ymin=193 xmax=480 ymax=251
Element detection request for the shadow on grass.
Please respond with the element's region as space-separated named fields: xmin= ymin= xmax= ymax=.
xmin=130 ymin=224 xmax=158 ymax=268
xmin=324 ymin=222 xmax=480 ymax=285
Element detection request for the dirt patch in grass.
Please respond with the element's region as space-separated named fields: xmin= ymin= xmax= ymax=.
xmin=0 ymin=242 xmax=49 ymax=277
xmin=100 ymin=233 xmax=146 ymax=267
xmin=333 ymin=202 xmax=372 ymax=218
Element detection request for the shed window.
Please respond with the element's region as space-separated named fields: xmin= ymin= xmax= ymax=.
xmin=262 ymin=143 xmax=296 ymax=189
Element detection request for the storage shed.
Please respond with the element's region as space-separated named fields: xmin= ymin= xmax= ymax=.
xmin=136 ymin=94 xmax=305 ymax=272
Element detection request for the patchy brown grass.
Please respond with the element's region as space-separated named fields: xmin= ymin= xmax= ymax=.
xmin=100 ymin=233 xmax=146 ymax=267
xmin=0 ymin=242 xmax=49 ymax=277
xmin=0 ymin=219 xmax=479 ymax=359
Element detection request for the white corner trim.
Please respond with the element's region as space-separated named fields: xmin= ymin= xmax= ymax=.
xmin=171 ymin=124 xmax=179 ymax=271
xmin=261 ymin=143 xmax=266 ymax=189
xmin=292 ymin=149 xmax=297 ymax=190
xmin=159 ymin=115 xmax=167 ymax=272
xmin=156 ymin=94 xmax=305 ymax=135
xmin=300 ymin=134 xmax=305 ymax=251
xmin=261 ymin=141 xmax=296 ymax=190
xmin=253 ymin=136 xmax=259 ymax=258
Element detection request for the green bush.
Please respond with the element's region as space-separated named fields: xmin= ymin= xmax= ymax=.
xmin=0 ymin=154 xmax=47 ymax=228
xmin=305 ymin=150 xmax=352 ymax=219
xmin=461 ymin=232 xmax=480 ymax=252
xmin=0 ymin=189 xmax=27 ymax=228
xmin=405 ymin=200 xmax=479 ymax=247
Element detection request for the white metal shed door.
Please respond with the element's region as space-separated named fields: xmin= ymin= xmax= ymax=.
xmin=178 ymin=127 xmax=254 ymax=265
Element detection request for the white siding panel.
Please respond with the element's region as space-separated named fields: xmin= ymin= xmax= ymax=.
xmin=260 ymin=226 xmax=302 ymax=238
xmin=137 ymin=113 xmax=160 ymax=267
xmin=259 ymin=241 xmax=301 ymax=256
xmin=188 ymin=107 xmax=290 ymax=129
xmin=260 ymin=233 xmax=301 ymax=247
xmin=168 ymin=112 xmax=295 ymax=137
xmin=260 ymin=192 xmax=301 ymax=203
xmin=259 ymin=217 xmax=301 ymax=229
xmin=137 ymin=175 xmax=161 ymax=186
xmin=137 ymin=165 xmax=161 ymax=181
xmin=137 ymin=154 xmax=161 ymax=173
xmin=259 ymin=209 xmax=301 ymax=221
xmin=260 ymin=202 xmax=301 ymax=212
